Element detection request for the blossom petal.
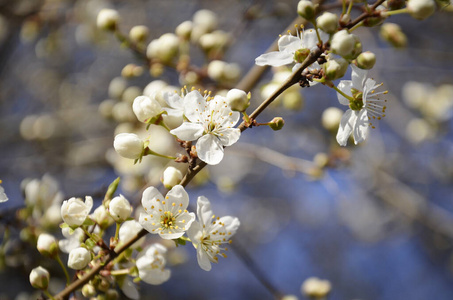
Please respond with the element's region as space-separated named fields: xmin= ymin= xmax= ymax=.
xmin=336 ymin=109 xmax=356 ymax=146
xmin=187 ymin=220 xmax=203 ymax=245
xmin=141 ymin=186 xmax=164 ymax=212
xmin=196 ymin=196 xmax=213 ymax=227
xmin=163 ymin=91 xmax=184 ymax=110
xmin=351 ymin=64 xmax=368 ymax=90
xmin=255 ymin=51 xmax=294 ymax=67
xmin=184 ymin=90 xmax=207 ymax=123
xmin=337 ymin=80 xmax=353 ymax=106
xmin=302 ymin=29 xmax=319 ymax=50
xmin=352 ymin=109 xmax=370 ymax=144
xmin=196 ymin=245 xmax=212 ymax=271
xmin=139 ymin=212 xmax=160 ymax=233
xmin=278 ymin=35 xmax=300 ymax=53
xmin=196 ymin=134 xmax=224 ymax=165
xmin=219 ymin=216 xmax=240 ymax=236
xmin=170 ymin=122 xmax=204 ymax=141
xmin=166 ymin=185 xmax=190 ymax=211
xmin=216 ymin=127 xmax=241 ymax=147
xmin=363 ymin=77 xmax=377 ymax=103
xmin=140 ymin=268 xmax=171 ymax=285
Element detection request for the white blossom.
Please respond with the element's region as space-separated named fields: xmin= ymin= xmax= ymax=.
xmin=37 ymin=233 xmax=58 ymax=257
xmin=407 ymin=0 xmax=436 ymax=20
xmin=170 ymin=90 xmax=241 ymax=165
xmin=109 ymin=195 xmax=132 ymax=222
xmin=255 ymin=28 xmax=328 ymax=74
xmin=29 ymin=266 xmax=49 ymax=289
xmin=161 ymin=166 xmax=183 ymax=189
xmin=96 ymin=8 xmax=119 ymax=31
xmin=61 ymin=196 xmax=93 ymax=227
xmin=68 ymin=247 xmax=91 ymax=270
xmin=187 ymin=196 xmax=240 ymax=271
xmin=113 ymin=133 xmax=144 ymax=160
xmin=336 ymin=65 xmax=387 ymax=146
xmin=132 ymin=95 xmax=162 ymax=123
xmin=136 ymin=243 xmax=171 ymax=285
xmin=0 ymin=182 xmax=7 ymax=203
xmin=59 ymin=227 xmax=84 ymax=253
xmin=119 ymin=220 xmax=145 ymax=249
xmin=91 ymin=205 xmax=114 ymax=229
xmin=139 ymin=185 xmax=195 ymax=239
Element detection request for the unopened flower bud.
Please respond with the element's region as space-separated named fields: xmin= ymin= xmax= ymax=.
xmin=121 ymin=64 xmax=143 ymax=78
xmin=106 ymin=289 xmax=119 ymax=300
xmin=207 ymin=60 xmax=226 ymax=81
xmin=92 ymin=205 xmax=114 ymax=229
xmin=109 ymin=195 xmax=132 ymax=222
xmin=193 ymin=9 xmax=218 ymax=32
xmin=113 ymin=133 xmax=144 ymax=160
xmin=324 ymin=57 xmax=348 ymax=80
xmin=132 ymin=95 xmax=162 ymax=123
xmin=297 ymin=1 xmax=316 ymax=20
xmin=29 ymin=266 xmax=49 ymax=290
xmin=322 ymin=107 xmax=343 ymax=131
xmin=82 ymin=284 xmax=96 ymax=297
xmin=61 ymin=196 xmax=93 ymax=227
xmin=68 ymin=247 xmax=91 ymax=270
xmin=407 ymin=0 xmax=435 ymax=20
xmin=37 ymin=233 xmax=59 ymax=257
xmin=339 ymin=13 xmax=350 ymax=25
xmin=301 ymin=277 xmax=332 ymax=298
xmin=161 ymin=166 xmax=183 ymax=189
xmin=175 ymin=20 xmax=193 ymax=39
xmin=330 ymin=30 xmax=361 ymax=59
xmin=147 ymin=33 xmax=180 ymax=63
xmin=96 ymin=9 xmax=119 ymax=31
xmin=355 ymin=51 xmax=376 ymax=69
xmin=316 ymin=12 xmax=338 ymax=34
xmin=380 ymin=23 xmax=407 ymax=48
xmin=282 ymin=92 xmax=304 ymax=111
xmin=269 ymin=117 xmax=285 ymax=131
xmin=129 ymin=25 xmax=149 ymax=44
xmin=226 ymin=89 xmax=250 ymax=112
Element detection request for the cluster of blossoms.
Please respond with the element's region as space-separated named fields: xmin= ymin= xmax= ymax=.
xmin=19 ymin=0 xmax=445 ymax=298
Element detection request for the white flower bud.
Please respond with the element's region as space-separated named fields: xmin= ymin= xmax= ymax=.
xmin=37 ymin=233 xmax=58 ymax=257
xmin=29 ymin=266 xmax=49 ymax=290
xmin=129 ymin=25 xmax=149 ymax=44
xmin=207 ymin=60 xmax=227 ymax=81
xmin=161 ymin=166 xmax=183 ymax=189
xmin=119 ymin=220 xmax=145 ymax=249
xmin=61 ymin=196 xmax=93 ymax=227
xmin=91 ymin=205 xmax=114 ymax=229
xmin=132 ymin=95 xmax=162 ymax=123
xmin=96 ymin=9 xmax=119 ymax=31
xmin=316 ymin=12 xmax=338 ymax=34
xmin=109 ymin=195 xmax=132 ymax=222
xmin=330 ymin=30 xmax=361 ymax=59
xmin=324 ymin=57 xmax=348 ymax=80
xmin=379 ymin=23 xmax=407 ymax=48
xmin=407 ymin=0 xmax=435 ymax=20
xmin=301 ymin=277 xmax=332 ymax=298
xmin=113 ymin=133 xmax=144 ymax=160
xmin=82 ymin=284 xmax=96 ymax=297
xmin=193 ymin=9 xmax=218 ymax=32
xmin=147 ymin=33 xmax=180 ymax=63
xmin=175 ymin=20 xmax=193 ymax=39
xmin=297 ymin=1 xmax=315 ymax=20
xmin=356 ymin=51 xmax=376 ymax=69
xmin=321 ymin=107 xmax=343 ymax=131
xmin=68 ymin=247 xmax=91 ymax=270
xmin=226 ymin=89 xmax=250 ymax=112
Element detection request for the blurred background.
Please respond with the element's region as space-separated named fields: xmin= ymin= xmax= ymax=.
xmin=1 ymin=0 xmax=453 ymax=299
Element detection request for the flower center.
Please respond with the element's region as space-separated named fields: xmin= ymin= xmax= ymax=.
xmin=294 ymin=48 xmax=310 ymax=63
xmin=160 ymin=211 xmax=176 ymax=229
xmin=349 ymin=88 xmax=364 ymax=111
